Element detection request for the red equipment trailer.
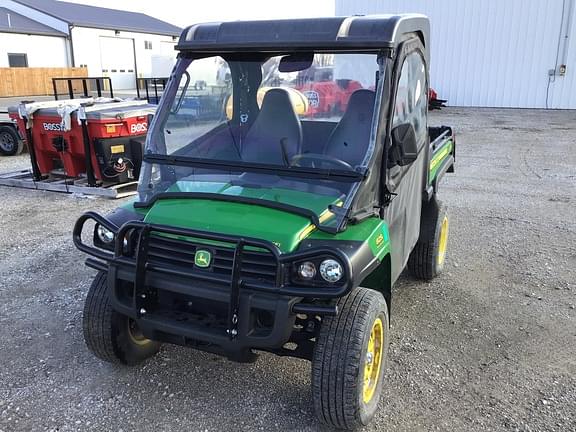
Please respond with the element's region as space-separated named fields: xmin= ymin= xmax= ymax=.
xmin=294 ymin=66 xmax=364 ymax=117
xmin=297 ymin=79 xmax=363 ymax=117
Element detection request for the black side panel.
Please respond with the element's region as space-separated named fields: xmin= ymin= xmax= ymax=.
xmin=382 ymin=37 xmax=429 ymax=283
xmin=383 ymin=155 xmax=425 ymax=283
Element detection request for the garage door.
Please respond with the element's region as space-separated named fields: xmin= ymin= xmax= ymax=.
xmin=151 ymin=41 xmax=177 ymax=77
xmin=100 ymin=36 xmax=136 ymax=91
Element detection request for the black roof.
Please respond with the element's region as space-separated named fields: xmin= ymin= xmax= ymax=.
xmin=0 ymin=7 xmax=66 ymax=36
xmin=13 ymin=0 xmax=181 ymax=36
xmin=176 ymin=15 xmax=429 ymax=56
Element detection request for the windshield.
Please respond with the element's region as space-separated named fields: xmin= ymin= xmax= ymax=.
xmin=139 ymin=52 xmax=383 ymax=231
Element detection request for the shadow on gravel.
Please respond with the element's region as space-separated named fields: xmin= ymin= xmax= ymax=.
xmin=84 ymin=344 xmax=318 ymax=430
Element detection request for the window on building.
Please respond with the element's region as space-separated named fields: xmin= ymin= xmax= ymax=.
xmin=144 ymin=41 xmax=153 ymax=50
xmin=8 ymin=53 xmax=28 ymax=67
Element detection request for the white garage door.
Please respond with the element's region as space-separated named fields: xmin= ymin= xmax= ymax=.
xmin=151 ymin=41 xmax=177 ymax=77
xmin=100 ymin=36 xmax=136 ymax=91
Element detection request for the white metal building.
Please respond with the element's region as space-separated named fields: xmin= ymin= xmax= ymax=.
xmin=0 ymin=6 xmax=69 ymax=67
xmin=336 ymin=0 xmax=576 ymax=109
xmin=0 ymin=0 xmax=181 ymax=89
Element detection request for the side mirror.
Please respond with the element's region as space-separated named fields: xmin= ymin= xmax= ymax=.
xmin=389 ymin=123 xmax=418 ymax=167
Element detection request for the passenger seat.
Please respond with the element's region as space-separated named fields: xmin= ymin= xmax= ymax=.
xmin=323 ymin=89 xmax=376 ymax=168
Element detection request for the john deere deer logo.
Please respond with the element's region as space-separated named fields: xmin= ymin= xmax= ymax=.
xmin=195 ymin=250 xmax=211 ymax=268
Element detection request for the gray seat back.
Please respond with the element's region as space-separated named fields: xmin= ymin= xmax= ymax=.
xmin=324 ymin=89 xmax=376 ymax=167
xmin=241 ymin=88 xmax=302 ymax=165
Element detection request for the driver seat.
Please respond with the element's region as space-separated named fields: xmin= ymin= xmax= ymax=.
xmin=241 ymin=88 xmax=302 ymax=165
xmin=323 ymin=89 xmax=376 ymax=168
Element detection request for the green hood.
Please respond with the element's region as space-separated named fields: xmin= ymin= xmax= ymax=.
xmin=143 ymin=181 xmax=339 ymax=252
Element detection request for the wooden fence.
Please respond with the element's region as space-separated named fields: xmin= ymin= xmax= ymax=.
xmin=0 ymin=67 xmax=88 ymax=97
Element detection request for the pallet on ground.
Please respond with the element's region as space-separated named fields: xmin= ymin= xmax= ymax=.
xmin=0 ymin=170 xmax=137 ymax=199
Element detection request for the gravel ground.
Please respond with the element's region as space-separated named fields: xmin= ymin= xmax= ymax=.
xmin=0 ymin=108 xmax=575 ymax=432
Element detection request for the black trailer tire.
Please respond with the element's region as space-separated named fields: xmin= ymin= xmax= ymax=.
xmin=82 ymin=272 xmax=161 ymax=365
xmin=312 ymin=287 xmax=389 ymax=430
xmin=408 ymin=198 xmax=449 ymax=280
xmin=0 ymin=125 xmax=23 ymax=156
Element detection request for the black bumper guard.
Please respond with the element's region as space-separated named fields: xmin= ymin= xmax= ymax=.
xmin=73 ymin=212 xmax=351 ymax=345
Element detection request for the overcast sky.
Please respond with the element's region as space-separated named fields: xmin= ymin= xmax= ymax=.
xmin=65 ymin=0 xmax=335 ymax=28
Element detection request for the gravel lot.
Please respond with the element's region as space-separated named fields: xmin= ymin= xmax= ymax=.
xmin=0 ymin=108 xmax=575 ymax=432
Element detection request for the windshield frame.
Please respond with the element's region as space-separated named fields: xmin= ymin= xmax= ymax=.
xmin=138 ymin=50 xmax=387 ymax=232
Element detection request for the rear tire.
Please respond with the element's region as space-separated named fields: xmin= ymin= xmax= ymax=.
xmin=0 ymin=126 xmax=23 ymax=156
xmin=408 ymin=198 xmax=449 ymax=280
xmin=82 ymin=272 xmax=161 ymax=365
xmin=312 ymin=287 xmax=389 ymax=430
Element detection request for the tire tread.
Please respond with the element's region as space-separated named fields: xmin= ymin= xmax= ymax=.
xmin=312 ymin=287 xmax=388 ymax=430
xmin=408 ymin=198 xmax=447 ymax=280
xmin=82 ymin=272 xmax=122 ymax=364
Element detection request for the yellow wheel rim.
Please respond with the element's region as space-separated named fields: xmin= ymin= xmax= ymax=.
xmin=128 ymin=319 xmax=150 ymax=346
xmin=437 ymin=215 xmax=449 ymax=267
xmin=363 ymin=317 xmax=384 ymax=404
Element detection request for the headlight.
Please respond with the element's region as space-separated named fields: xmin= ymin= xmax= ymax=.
xmin=319 ymin=259 xmax=343 ymax=283
xmin=298 ymin=261 xmax=316 ymax=279
xmin=96 ymin=224 xmax=115 ymax=244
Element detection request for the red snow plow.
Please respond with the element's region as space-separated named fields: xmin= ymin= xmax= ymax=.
xmin=0 ymin=98 xmax=156 ymax=198
xmin=8 ymin=99 xmax=155 ymax=186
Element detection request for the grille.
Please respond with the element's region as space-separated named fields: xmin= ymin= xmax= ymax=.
xmin=146 ymin=233 xmax=278 ymax=284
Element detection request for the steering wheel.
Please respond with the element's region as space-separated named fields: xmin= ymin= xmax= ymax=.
xmin=290 ymin=153 xmax=353 ymax=170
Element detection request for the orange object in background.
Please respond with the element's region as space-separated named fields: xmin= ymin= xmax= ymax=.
xmin=296 ymin=79 xmax=363 ymax=117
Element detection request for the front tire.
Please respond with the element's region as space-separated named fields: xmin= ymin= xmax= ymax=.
xmin=312 ymin=287 xmax=389 ymax=430
xmin=408 ymin=198 xmax=449 ymax=280
xmin=82 ymin=272 xmax=161 ymax=365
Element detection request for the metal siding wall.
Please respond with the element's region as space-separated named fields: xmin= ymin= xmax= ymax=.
xmin=336 ymin=0 xmax=575 ymax=108
xmin=548 ymin=1 xmax=576 ymax=109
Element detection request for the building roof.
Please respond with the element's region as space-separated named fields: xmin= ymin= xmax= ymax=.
xmin=0 ymin=6 xmax=66 ymax=36
xmin=177 ymin=14 xmax=429 ymax=57
xmin=13 ymin=0 xmax=181 ymax=36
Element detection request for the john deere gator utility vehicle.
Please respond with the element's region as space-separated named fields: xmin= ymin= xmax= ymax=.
xmin=74 ymin=14 xmax=455 ymax=430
